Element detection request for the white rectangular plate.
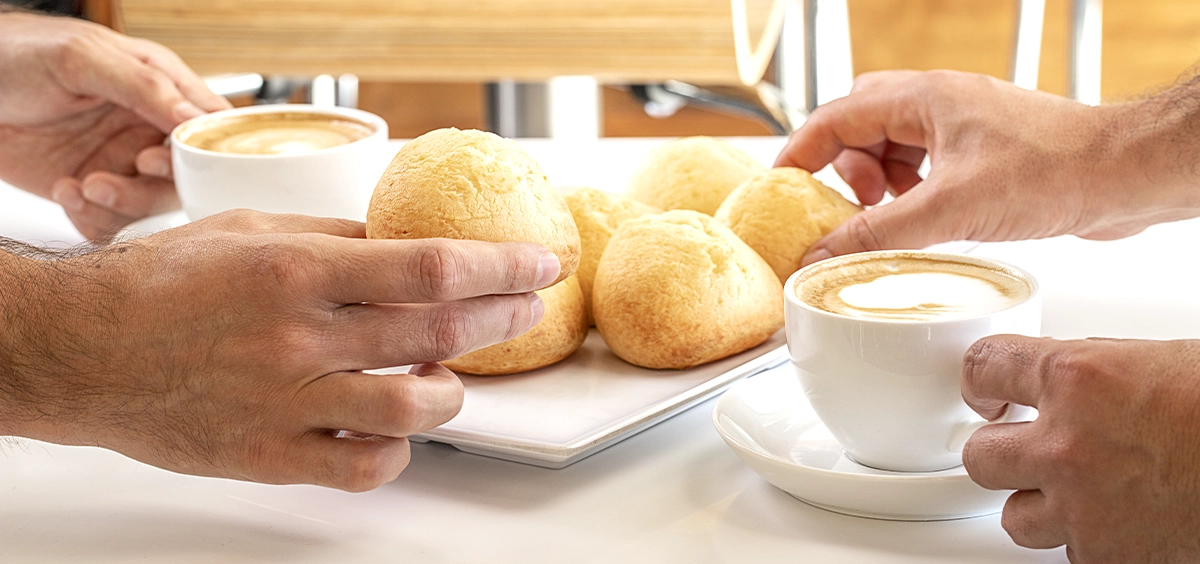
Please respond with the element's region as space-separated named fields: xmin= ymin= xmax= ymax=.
xmin=406 ymin=331 xmax=788 ymax=468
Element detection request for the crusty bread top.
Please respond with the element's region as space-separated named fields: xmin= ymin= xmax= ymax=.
xmin=592 ymin=209 xmax=784 ymax=369
xmin=366 ymin=128 xmax=580 ymax=283
xmin=715 ymin=167 xmax=860 ymax=282
xmin=625 ymin=136 xmax=765 ymax=215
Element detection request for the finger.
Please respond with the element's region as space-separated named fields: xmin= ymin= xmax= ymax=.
xmin=962 ymin=335 xmax=1055 ymax=418
xmin=52 ymin=178 xmax=134 ymax=242
xmin=881 ymin=144 xmax=927 ymax=195
xmin=120 ymin=36 xmax=232 ymax=113
xmin=849 ymin=70 xmax=924 ymax=94
xmin=961 ymin=421 xmax=1041 ymax=491
xmin=80 ymin=172 xmax=180 ymax=219
xmin=330 ymin=293 xmax=543 ymax=368
xmin=774 ymin=89 xmax=930 ymax=173
xmin=268 ymin=431 xmax=411 ymax=492
xmin=302 ymin=364 xmax=464 ymax=438
xmin=832 ymin=148 xmax=888 ymax=206
xmin=317 ymin=238 xmax=559 ymax=305
xmin=1001 ymin=490 xmax=1068 ymax=549
xmin=798 ymin=177 xmax=964 ymax=265
xmin=192 ymin=209 xmax=367 ymax=238
xmin=135 ymin=145 xmax=172 ymax=179
xmin=77 ymin=45 xmax=205 ymax=132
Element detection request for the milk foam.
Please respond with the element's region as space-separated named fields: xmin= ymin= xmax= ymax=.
xmin=796 ymin=254 xmax=1032 ymax=322
xmin=836 ymin=271 xmax=1017 ymax=320
xmin=181 ymin=113 xmax=373 ymax=155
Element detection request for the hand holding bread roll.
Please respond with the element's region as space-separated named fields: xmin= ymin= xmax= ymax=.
xmin=443 ymin=276 xmax=588 ymax=375
xmin=592 ymin=210 xmax=784 ymax=369
xmin=715 ymin=167 xmax=861 ymax=282
xmin=366 ymin=128 xmax=580 ymax=284
xmin=563 ymin=187 xmax=660 ymax=324
xmin=626 ymin=136 xmax=765 ymax=215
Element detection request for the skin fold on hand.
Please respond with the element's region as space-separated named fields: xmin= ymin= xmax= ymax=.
xmin=961 ymin=336 xmax=1200 ymax=563
xmin=0 ymin=210 xmax=560 ymax=491
xmin=0 ymin=12 xmax=230 ymax=241
xmin=775 ymin=69 xmax=1200 ymax=265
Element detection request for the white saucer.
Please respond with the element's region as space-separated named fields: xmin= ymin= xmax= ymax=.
xmin=712 ymin=365 xmax=1012 ymax=521
xmin=116 ymin=210 xmax=189 ymax=240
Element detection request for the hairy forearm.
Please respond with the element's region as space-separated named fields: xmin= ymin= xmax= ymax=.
xmin=0 ymin=237 xmax=108 ymax=440
xmin=0 ymin=242 xmax=44 ymax=437
xmin=1103 ymin=77 xmax=1200 ymax=214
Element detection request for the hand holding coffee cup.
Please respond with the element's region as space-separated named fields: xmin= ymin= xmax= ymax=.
xmin=171 ymin=105 xmax=390 ymax=221
xmin=786 ymin=251 xmax=1041 ymax=473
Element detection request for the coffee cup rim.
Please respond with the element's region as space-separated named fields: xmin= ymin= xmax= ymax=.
xmin=784 ymin=250 xmax=1040 ymax=324
xmin=169 ymin=104 xmax=388 ymax=159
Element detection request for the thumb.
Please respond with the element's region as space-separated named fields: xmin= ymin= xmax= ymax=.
xmin=800 ymin=181 xmax=965 ymax=266
xmin=75 ymin=47 xmax=204 ymax=133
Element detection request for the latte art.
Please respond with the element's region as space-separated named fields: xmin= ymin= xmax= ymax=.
xmin=179 ymin=112 xmax=374 ymax=155
xmin=795 ymin=254 xmax=1032 ymax=321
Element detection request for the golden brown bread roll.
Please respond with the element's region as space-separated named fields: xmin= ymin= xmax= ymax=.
xmin=443 ymin=276 xmax=588 ymax=375
xmin=625 ymin=136 xmax=766 ymax=215
xmin=366 ymin=128 xmax=580 ymax=284
xmin=562 ymin=187 xmax=660 ymax=324
xmin=592 ymin=210 xmax=784 ymax=369
xmin=715 ymin=167 xmax=861 ymax=282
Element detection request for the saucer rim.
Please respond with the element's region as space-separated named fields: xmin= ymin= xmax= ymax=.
xmin=711 ymin=374 xmax=975 ymax=483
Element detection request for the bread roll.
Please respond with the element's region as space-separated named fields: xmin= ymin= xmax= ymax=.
xmin=625 ymin=136 xmax=766 ymax=215
xmin=443 ymin=276 xmax=588 ymax=375
xmin=366 ymin=128 xmax=580 ymax=284
xmin=592 ymin=210 xmax=784 ymax=369
xmin=562 ymin=187 xmax=660 ymax=324
xmin=715 ymin=167 xmax=860 ymax=282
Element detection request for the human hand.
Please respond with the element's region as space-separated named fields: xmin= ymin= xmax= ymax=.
xmin=961 ymin=336 xmax=1200 ymax=562
xmin=0 ymin=12 xmax=230 ymax=240
xmin=0 ymin=210 xmax=559 ymax=491
xmin=776 ymin=70 xmax=1200 ymax=265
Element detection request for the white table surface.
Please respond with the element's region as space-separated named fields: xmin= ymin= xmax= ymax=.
xmin=3 ymin=137 xmax=1197 ymax=563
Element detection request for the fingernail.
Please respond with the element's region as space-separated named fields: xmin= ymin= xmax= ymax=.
xmin=82 ymin=181 xmax=117 ymax=208
xmin=536 ymin=252 xmax=560 ymax=288
xmin=173 ymin=101 xmax=205 ymax=123
xmin=52 ymin=183 xmax=85 ymax=213
xmin=802 ymin=248 xmax=832 ymax=267
xmin=529 ymin=294 xmax=545 ymax=326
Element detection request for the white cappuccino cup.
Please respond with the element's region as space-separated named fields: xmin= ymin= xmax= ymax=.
xmin=785 ymin=251 xmax=1041 ymax=473
xmin=170 ymin=104 xmax=390 ymax=221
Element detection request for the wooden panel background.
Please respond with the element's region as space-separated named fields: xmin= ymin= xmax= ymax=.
xmin=85 ymin=0 xmax=1200 ymax=136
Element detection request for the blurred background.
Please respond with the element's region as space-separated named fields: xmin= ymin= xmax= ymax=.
xmin=11 ymin=0 xmax=1200 ymax=138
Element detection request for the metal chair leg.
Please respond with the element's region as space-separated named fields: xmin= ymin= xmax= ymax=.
xmin=1012 ymin=0 xmax=1046 ymax=90
xmin=1069 ymin=0 xmax=1103 ymax=105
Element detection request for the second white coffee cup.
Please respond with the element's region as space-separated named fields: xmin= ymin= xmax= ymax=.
xmin=785 ymin=251 xmax=1042 ymax=473
xmin=171 ymin=104 xmax=390 ymax=222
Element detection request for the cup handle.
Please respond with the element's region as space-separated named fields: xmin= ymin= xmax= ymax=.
xmin=948 ymin=404 xmax=1038 ymax=453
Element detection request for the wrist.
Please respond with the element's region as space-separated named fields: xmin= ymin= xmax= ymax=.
xmin=1104 ymin=91 xmax=1200 ymax=212
xmin=0 ymin=242 xmax=92 ymax=443
xmin=0 ymin=246 xmax=44 ymax=438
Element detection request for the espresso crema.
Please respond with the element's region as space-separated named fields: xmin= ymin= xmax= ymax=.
xmin=179 ymin=112 xmax=374 ymax=155
xmin=795 ymin=253 xmax=1033 ymax=321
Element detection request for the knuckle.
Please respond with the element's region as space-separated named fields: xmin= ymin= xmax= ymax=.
xmin=842 ymin=213 xmax=885 ymax=252
xmin=1043 ymin=346 xmax=1097 ymax=393
xmin=416 ymin=240 xmax=465 ymax=301
xmin=504 ymin=295 xmax=535 ymax=341
xmin=382 ymin=380 xmax=429 ymax=434
xmin=430 ymin=304 xmax=473 ymax=360
xmin=251 ymin=240 xmax=314 ymax=291
xmin=339 ymin=448 xmax=403 ymax=492
xmin=962 ymin=338 xmax=996 ymax=382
